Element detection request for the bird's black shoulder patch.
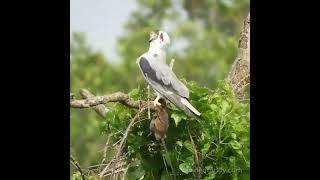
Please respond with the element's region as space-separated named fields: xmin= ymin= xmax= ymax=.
xmin=139 ymin=57 xmax=158 ymax=81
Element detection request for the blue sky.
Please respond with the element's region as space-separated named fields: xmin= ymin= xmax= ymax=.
xmin=70 ymin=0 xmax=138 ymax=62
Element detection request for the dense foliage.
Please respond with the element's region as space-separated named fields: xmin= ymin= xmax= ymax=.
xmin=71 ymin=80 xmax=249 ymax=179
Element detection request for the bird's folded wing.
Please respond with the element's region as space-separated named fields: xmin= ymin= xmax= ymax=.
xmin=138 ymin=57 xmax=189 ymax=98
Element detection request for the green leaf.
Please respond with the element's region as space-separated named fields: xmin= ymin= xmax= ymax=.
xmin=179 ymin=157 xmax=194 ymax=174
xmin=205 ymin=165 xmax=213 ymax=172
xmin=127 ymin=163 xmax=146 ymax=180
xmin=210 ymin=104 xmax=218 ymax=111
xmin=203 ymin=172 xmax=216 ymax=180
xmin=220 ymin=100 xmax=229 ymax=116
xmin=88 ymin=176 xmax=96 ymax=180
xmin=231 ymin=133 xmax=237 ymax=139
xmin=176 ymin=141 xmax=183 ymax=147
xmin=236 ymin=149 xmax=243 ymax=156
xmin=183 ymin=141 xmax=193 ymax=153
xmin=229 ymin=156 xmax=236 ymax=163
xmin=179 ymin=162 xmax=193 ymax=174
xmin=201 ymin=143 xmax=211 ymax=154
xmin=171 ymin=112 xmax=186 ymax=126
xmin=230 ymin=140 xmax=242 ymax=150
xmin=71 ymin=172 xmax=82 ymax=180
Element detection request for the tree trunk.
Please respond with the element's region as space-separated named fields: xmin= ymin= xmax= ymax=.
xmin=228 ymin=12 xmax=250 ymax=100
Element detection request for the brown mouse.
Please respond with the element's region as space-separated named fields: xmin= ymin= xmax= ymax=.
xmin=150 ymin=99 xmax=169 ymax=140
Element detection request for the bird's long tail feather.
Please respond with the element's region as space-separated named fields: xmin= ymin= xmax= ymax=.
xmin=180 ymin=98 xmax=201 ymax=116
xmin=162 ymin=93 xmax=201 ymax=121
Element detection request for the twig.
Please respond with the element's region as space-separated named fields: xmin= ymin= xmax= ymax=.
xmin=99 ymin=159 xmax=114 ymax=177
xmin=99 ymin=108 xmax=147 ymax=178
xmin=111 ymin=111 xmax=145 ymax=178
xmin=162 ymin=154 xmax=171 ymax=180
xmin=188 ymin=128 xmax=202 ymax=180
xmin=99 ymin=159 xmax=126 ymax=172
xmin=99 ymin=134 xmax=112 ymax=171
xmin=132 ymin=117 xmax=148 ymax=126
xmin=151 ymin=171 xmax=156 ymax=180
xmin=102 ymin=167 xmax=129 ymax=177
xmin=146 ymin=74 xmax=151 ymax=119
xmin=121 ymin=164 xmax=129 ymax=180
xmin=169 ymin=58 xmax=175 ymax=70
xmin=161 ymin=138 xmax=177 ymax=180
xmin=115 ymin=110 xmax=145 ymax=158
xmin=148 ymin=85 xmax=151 ymax=119
xmin=113 ymin=138 xmax=122 ymax=147
xmin=70 ymin=155 xmax=85 ymax=180
xmin=88 ymin=163 xmax=109 ymax=170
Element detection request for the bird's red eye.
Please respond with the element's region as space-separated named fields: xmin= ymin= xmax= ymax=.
xmin=160 ymin=33 xmax=164 ymax=42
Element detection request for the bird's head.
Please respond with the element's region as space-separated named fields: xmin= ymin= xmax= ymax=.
xmin=149 ymin=31 xmax=158 ymax=43
xmin=149 ymin=30 xmax=171 ymax=50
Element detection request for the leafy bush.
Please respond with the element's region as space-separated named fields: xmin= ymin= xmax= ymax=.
xmin=73 ymin=80 xmax=249 ymax=179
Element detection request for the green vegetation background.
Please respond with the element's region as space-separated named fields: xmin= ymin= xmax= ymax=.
xmin=71 ymin=0 xmax=249 ymax=179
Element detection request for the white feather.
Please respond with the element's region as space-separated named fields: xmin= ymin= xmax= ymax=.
xmin=180 ymin=98 xmax=201 ymax=116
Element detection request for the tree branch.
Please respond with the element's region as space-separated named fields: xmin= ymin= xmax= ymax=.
xmin=79 ymin=89 xmax=109 ymax=118
xmin=70 ymin=91 xmax=157 ymax=110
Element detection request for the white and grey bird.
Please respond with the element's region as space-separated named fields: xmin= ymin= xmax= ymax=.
xmin=136 ymin=30 xmax=201 ymax=120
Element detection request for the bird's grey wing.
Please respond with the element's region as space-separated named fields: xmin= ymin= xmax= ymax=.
xmin=157 ymin=62 xmax=189 ymax=98
xmin=138 ymin=57 xmax=189 ymax=98
xmin=138 ymin=56 xmax=200 ymax=120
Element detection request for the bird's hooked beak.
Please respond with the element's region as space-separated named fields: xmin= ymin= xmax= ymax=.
xmin=149 ymin=31 xmax=158 ymax=43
